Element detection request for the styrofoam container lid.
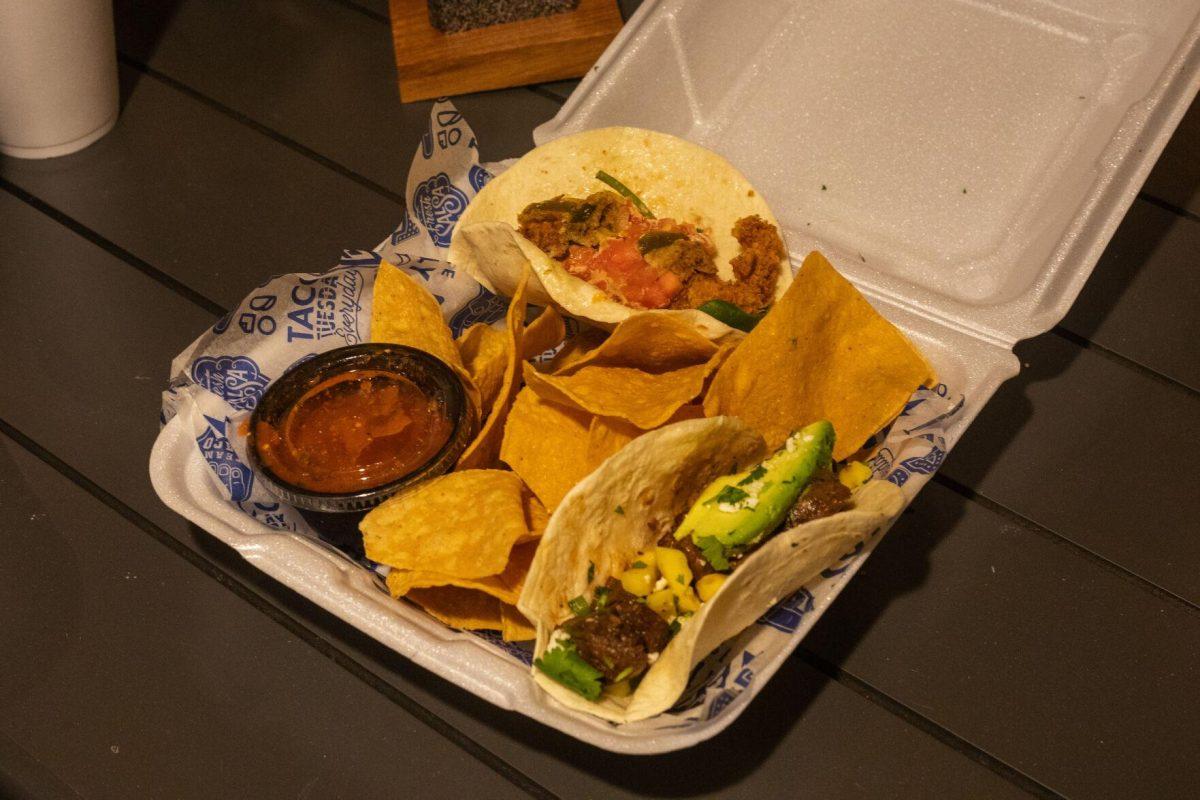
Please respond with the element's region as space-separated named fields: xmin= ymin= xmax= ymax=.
xmin=536 ymin=0 xmax=1200 ymax=346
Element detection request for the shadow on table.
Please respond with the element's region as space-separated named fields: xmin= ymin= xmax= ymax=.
xmin=1057 ymin=191 xmax=1189 ymax=345
xmin=112 ymin=0 xmax=185 ymax=108
xmin=798 ymin=489 xmax=963 ymax=675
xmin=942 ymin=190 xmax=1182 ymax=496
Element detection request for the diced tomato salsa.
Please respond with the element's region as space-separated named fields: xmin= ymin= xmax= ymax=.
xmin=562 ymin=215 xmax=698 ymax=310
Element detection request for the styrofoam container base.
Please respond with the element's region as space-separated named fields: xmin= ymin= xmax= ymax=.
xmin=151 ymin=375 xmax=971 ymax=753
xmin=150 ymin=0 xmax=1199 ymax=753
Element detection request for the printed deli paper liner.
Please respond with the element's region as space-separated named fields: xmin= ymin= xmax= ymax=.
xmin=159 ymin=101 xmax=964 ymax=730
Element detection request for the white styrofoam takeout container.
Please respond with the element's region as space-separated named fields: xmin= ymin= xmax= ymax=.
xmin=151 ymin=0 xmax=1200 ymax=753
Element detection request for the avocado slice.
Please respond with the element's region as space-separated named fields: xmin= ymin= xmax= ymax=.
xmin=673 ymin=420 xmax=835 ymax=567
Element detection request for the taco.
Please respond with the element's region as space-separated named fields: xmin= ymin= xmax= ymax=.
xmin=517 ymin=416 xmax=904 ymax=722
xmin=449 ymin=128 xmax=792 ymax=337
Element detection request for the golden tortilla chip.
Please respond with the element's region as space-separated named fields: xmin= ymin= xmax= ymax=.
xmin=372 ymin=261 xmax=481 ymax=421
xmin=457 ymin=323 xmax=508 ymax=419
xmin=522 ymin=361 xmax=713 ymax=430
xmin=703 ymin=251 xmax=936 ymax=460
xmin=406 ymin=586 xmax=503 ymax=632
xmin=519 ymin=489 xmax=549 ymax=544
xmin=385 ymin=539 xmax=540 ymax=606
xmin=387 ymin=568 xmax=518 ymax=604
xmin=498 ymin=539 xmax=539 ymax=594
xmin=372 ymin=261 xmax=468 ymax=377
xmin=585 ymin=404 xmax=707 ymax=467
xmin=457 ymin=266 xmax=532 ymax=470
xmin=501 ymin=603 xmax=536 ymax=642
xmin=586 ymin=415 xmax=641 ymax=467
xmin=557 ymin=313 xmax=719 ymax=375
xmin=521 ymin=306 xmax=566 ymax=362
xmin=361 ymin=469 xmax=527 ymax=578
xmin=500 ymin=387 xmax=595 ymax=511
xmin=544 ymin=326 xmax=608 ymax=374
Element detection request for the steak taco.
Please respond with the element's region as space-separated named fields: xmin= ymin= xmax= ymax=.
xmin=449 ymin=128 xmax=792 ymax=338
xmin=517 ymin=416 xmax=904 ymax=722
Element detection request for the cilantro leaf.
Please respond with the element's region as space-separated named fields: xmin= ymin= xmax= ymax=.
xmin=614 ymin=505 xmax=625 ymax=515
xmin=737 ymin=465 xmax=767 ymax=486
xmin=705 ymin=485 xmax=749 ymax=507
xmin=567 ymin=595 xmax=590 ymax=616
xmin=534 ymin=643 xmax=604 ymax=701
xmin=695 ymin=535 xmax=731 ymax=571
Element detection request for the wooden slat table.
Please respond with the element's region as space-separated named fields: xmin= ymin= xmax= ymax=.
xmin=2 ymin=1 xmax=1196 ymax=797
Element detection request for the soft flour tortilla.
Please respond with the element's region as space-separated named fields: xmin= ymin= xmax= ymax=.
xmin=449 ymin=127 xmax=792 ymax=336
xmin=517 ymin=416 xmax=905 ymax=723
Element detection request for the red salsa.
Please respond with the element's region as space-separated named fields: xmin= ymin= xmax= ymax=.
xmin=253 ymin=369 xmax=452 ymax=493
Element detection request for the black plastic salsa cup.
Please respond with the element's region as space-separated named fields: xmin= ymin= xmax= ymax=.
xmin=246 ymin=343 xmax=475 ymax=559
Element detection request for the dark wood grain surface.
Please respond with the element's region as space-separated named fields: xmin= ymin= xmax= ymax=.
xmin=2 ymin=1 xmax=1197 ymax=798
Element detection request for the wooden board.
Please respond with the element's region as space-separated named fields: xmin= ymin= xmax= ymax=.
xmin=389 ymin=0 xmax=623 ymax=102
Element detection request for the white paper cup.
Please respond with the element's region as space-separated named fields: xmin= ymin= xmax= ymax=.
xmin=0 ymin=0 xmax=119 ymax=159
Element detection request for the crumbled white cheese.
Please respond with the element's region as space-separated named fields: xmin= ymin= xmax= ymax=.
xmin=654 ymin=577 xmax=668 ymax=592
xmin=549 ymin=628 xmax=570 ymax=648
xmin=719 ymin=492 xmax=760 ymax=514
xmin=646 ymin=652 xmax=660 ymax=665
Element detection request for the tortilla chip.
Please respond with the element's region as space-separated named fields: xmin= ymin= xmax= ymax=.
xmin=372 ymin=261 xmax=468 ymax=377
xmin=557 ymin=313 xmax=720 ymax=376
xmin=544 ymin=326 xmax=608 ymax=374
xmin=523 ymin=361 xmax=713 ymax=430
xmin=372 ymin=261 xmax=481 ymax=423
xmin=586 ymin=404 xmax=707 ymax=467
xmin=385 ymin=535 xmax=541 ymax=607
xmin=500 ymin=387 xmax=595 ymax=511
xmin=361 ymin=469 xmax=527 ymax=578
xmin=501 ymin=604 xmax=536 ymax=641
xmin=519 ymin=489 xmax=549 ymax=544
xmin=521 ymin=306 xmax=566 ymax=362
xmin=457 ymin=266 xmax=531 ymax=470
xmin=498 ymin=540 xmax=539 ymax=594
xmin=387 ymin=568 xmax=520 ymax=604
xmin=406 ymin=586 xmax=503 ymax=631
xmin=457 ymin=323 xmax=508 ymax=419
xmin=586 ymin=415 xmax=641 ymax=467
xmin=703 ymin=251 xmax=936 ymax=459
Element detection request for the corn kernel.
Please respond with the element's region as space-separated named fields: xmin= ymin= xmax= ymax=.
xmin=696 ymin=573 xmax=727 ymax=603
xmin=654 ymin=547 xmax=693 ymax=596
xmin=646 ymin=588 xmax=676 ymax=619
xmin=839 ymin=460 xmax=872 ymax=490
xmin=620 ymin=566 xmax=655 ymax=597
xmin=675 ymin=587 xmax=702 ymax=614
